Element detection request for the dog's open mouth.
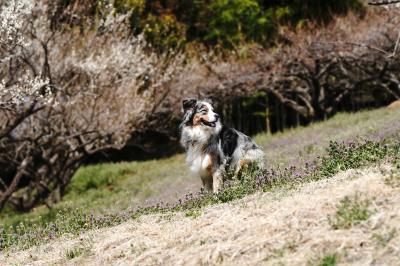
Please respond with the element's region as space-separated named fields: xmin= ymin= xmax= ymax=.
xmin=201 ymin=119 xmax=217 ymax=127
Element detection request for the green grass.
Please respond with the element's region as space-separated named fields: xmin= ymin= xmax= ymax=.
xmin=65 ymin=240 xmax=93 ymax=259
xmin=0 ymin=107 xmax=399 ymax=250
xmin=310 ymin=253 xmax=338 ymax=266
xmin=185 ymin=209 xmax=202 ymax=219
xmin=372 ymin=228 xmax=397 ymax=248
xmin=0 ymin=155 xmax=189 ymax=227
xmin=254 ymin=108 xmax=400 ymax=167
xmin=264 ymin=241 xmax=297 ymax=261
xmin=130 ymin=242 xmax=148 ymax=256
xmin=329 ymin=194 xmax=373 ymax=229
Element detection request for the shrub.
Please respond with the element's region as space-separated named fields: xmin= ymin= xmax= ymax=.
xmin=287 ymin=0 xmax=365 ymax=25
xmin=140 ymin=14 xmax=187 ymax=52
xmin=113 ymin=0 xmax=145 ymax=14
xmin=110 ymin=0 xmax=364 ymax=49
xmin=113 ymin=0 xmax=187 ymax=52
xmin=206 ymin=0 xmax=275 ymax=47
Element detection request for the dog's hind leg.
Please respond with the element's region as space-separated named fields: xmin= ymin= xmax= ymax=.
xmin=235 ymin=149 xmax=265 ymax=178
xmin=234 ymin=159 xmax=249 ymax=179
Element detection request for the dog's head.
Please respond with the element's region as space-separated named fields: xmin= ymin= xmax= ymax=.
xmin=180 ymin=98 xmax=221 ymax=133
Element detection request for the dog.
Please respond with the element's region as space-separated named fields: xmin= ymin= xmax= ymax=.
xmin=179 ymin=98 xmax=265 ymax=193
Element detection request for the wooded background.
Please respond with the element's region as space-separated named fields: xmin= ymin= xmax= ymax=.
xmin=0 ymin=0 xmax=399 ymax=211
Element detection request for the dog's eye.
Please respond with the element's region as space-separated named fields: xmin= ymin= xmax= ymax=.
xmin=201 ymin=110 xmax=207 ymax=114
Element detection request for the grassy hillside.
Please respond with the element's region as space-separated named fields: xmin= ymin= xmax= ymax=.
xmin=0 ymin=107 xmax=399 ymax=256
xmin=4 ymin=165 xmax=399 ymax=265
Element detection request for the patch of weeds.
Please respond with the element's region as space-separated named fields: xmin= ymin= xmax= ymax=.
xmin=373 ymin=228 xmax=397 ymax=248
xmin=216 ymin=180 xmax=256 ymax=203
xmin=384 ymin=161 xmax=400 ymax=188
xmin=318 ymin=141 xmax=394 ymax=179
xmin=130 ymin=243 xmax=147 ymax=255
xmin=198 ymin=237 xmax=217 ymax=246
xmin=66 ymin=246 xmax=85 ymax=259
xmin=329 ymin=194 xmax=373 ymax=229
xmin=158 ymin=212 xmax=175 ymax=221
xmin=0 ymin=209 xmax=125 ymax=250
xmin=264 ymin=241 xmax=297 ymax=261
xmin=66 ymin=240 xmax=92 ymax=259
xmin=185 ymin=209 xmax=202 ymax=219
xmin=309 ymin=253 xmax=338 ymax=266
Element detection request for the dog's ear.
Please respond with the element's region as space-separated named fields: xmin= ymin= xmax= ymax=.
xmin=182 ymin=98 xmax=197 ymax=112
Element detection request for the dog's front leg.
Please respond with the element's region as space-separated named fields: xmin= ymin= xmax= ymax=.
xmin=201 ymin=175 xmax=213 ymax=191
xmin=212 ymin=167 xmax=225 ymax=193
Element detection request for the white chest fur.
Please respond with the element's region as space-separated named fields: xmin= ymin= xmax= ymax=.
xmin=186 ymin=148 xmax=212 ymax=178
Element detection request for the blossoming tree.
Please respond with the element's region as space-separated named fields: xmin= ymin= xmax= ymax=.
xmin=0 ymin=0 xmax=181 ymax=211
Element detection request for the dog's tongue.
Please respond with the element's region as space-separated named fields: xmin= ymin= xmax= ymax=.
xmin=202 ymin=119 xmax=216 ymax=127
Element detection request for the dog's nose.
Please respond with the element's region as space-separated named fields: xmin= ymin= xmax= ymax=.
xmin=215 ymin=114 xmax=220 ymax=120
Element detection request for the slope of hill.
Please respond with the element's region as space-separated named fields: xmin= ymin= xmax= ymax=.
xmin=1 ymin=108 xmax=399 ymax=228
xmin=0 ymin=107 xmax=399 ymax=265
xmin=2 ymin=164 xmax=400 ymax=265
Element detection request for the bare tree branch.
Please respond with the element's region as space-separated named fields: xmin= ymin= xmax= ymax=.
xmin=368 ymin=0 xmax=400 ymax=6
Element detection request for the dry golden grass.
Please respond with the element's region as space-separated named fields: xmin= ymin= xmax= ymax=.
xmin=2 ymin=164 xmax=399 ymax=265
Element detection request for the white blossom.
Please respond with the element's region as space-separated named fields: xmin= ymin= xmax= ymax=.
xmin=0 ymin=0 xmax=51 ymax=107
xmin=0 ymin=0 xmax=33 ymax=47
